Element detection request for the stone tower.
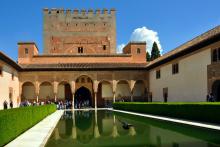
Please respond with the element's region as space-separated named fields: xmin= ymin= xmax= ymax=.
xmin=43 ymin=8 xmax=116 ymax=54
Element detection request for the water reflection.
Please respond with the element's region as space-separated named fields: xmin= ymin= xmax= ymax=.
xmin=46 ymin=110 xmax=220 ymax=147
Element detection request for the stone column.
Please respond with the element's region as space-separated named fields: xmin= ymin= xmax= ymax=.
xmin=93 ymin=80 xmax=98 ymax=109
xmin=94 ymin=92 xmax=97 ymax=109
xmin=113 ymin=92 xmax=116 ymax=103
xmin=112 ymin=80 xmax=117 ymax=103
xmin=53 ymin=81 xmax=58 ymax=102
xmin=54 ymin=93 xmax=57 ymax=102
xmin=35 ymin=81 xmax=40 ymax=103
xmin=36 ymin=94 xmax=39 ymax=103
xmin=131 ymin=91 xmax=133 ymax=102
xmin=71 ymin=81 xmax=76 ymax=109
xmin=72 ymin=93 xmax=75 ymax=109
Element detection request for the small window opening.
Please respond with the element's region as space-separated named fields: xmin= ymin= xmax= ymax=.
xmin=25 ymin=48 xmax=28 ymax=54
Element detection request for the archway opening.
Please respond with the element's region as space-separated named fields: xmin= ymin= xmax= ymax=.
xmin=116 ymin=80 xmax=131 ymax=102
xmin=39 ymin=81 xmax=53 ymax=102
xmin=21 ymin=82 xmax=35 ymax=102
xmin=97 ymin=81 xmax=113 ymax=108
xmin=133 ymin=80 xmax=146 ymax=102
xmin=57 ymin=81 xmax=72 ymax=102
xmin=212 ymin=80 xmax=220 ymax=101
xmin=75 ymin=86 xmax=92 ymax=108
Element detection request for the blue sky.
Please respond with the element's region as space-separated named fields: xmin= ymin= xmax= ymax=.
xmin=0 ymin=0 xmax=219 ymax=61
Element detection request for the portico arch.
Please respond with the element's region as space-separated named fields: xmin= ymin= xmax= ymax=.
xmin=116 ymin=80 xmax=131 ymax=101
xmin=212 ymin=80 xmax=220 ymax=101
xmin=74 ymin=86 xmax=92 ymax=108
xmin=133 ymin=80 xmax=146 ymax=101
xmin=57 ymin=81 xmax=72 ymax=101
xmin=75 ymin=75 xmax=94 ymax=108
xmin=97 ymin=80 xmax=113 ymax=107
xmin=39 ymin=81 xmax=53 ymax=101
xmin=21 ymin=82 xmax=35 ymax=101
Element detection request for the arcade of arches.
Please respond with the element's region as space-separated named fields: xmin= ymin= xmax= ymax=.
xmin=20 ymin=74 xmax=148 ymax=108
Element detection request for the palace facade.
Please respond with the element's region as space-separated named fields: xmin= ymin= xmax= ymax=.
xmin=0 ymin=8 xmax=220 ymax=109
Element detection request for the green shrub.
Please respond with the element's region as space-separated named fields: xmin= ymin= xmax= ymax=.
xmin=0 ymin=104 xmax=56 ymax=146
xmin=113 ymin=102 xmax=220 ymax=124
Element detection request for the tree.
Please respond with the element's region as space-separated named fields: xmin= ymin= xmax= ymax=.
xmin=146 ymin=51 xmax=151 ymax=62
xmin=150 ymin=42 xmax=161 ymax=61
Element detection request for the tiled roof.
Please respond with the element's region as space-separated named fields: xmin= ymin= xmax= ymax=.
xmin=147 ymin=25 xmax=220 ymax=69
xmin=1 ymin=25 xmax=220 ymax=71
xmin=0 ymin=51 xmax=21 ymax=70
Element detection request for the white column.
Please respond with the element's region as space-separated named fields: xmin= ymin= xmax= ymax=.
xmin=95 ymin=92 xmax=97 ymax=109
xmin=54 ymin=94 xmax=57 ymax=102
xmin=72 ymin=93 xmax=75 ymax=109
xmin=113 ymin=92 xmax=116 ymax=103
xmin=36 ymin=95 xmax=39 ymax=103
xmin=131 ymin=92 xmax=133 ymax=102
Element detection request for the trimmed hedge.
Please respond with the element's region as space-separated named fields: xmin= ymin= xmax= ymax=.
xmin=0 ymin=104 xmax=56 ymax=146
xmin=113 ymin=102 xmax=220 ymax=124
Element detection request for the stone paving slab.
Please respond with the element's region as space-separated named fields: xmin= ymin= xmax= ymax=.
xmin=5 ymin=110 xmax=64 ymax=147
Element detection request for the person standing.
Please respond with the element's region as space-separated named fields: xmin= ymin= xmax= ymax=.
xmin=3 ymin=100 xmax=8 ymax=109
xmin=9 ymin=100 xmax=13 ymax=109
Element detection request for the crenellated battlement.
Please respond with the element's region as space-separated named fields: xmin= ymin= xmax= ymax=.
xmin=43 ymin=8 xmax=116 ymax=54
xmin=43 ymin=8 xmax=116 ymax=16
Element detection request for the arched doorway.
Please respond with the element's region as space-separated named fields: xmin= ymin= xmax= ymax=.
xmin=74 ymin=86 xmax=92 ymax=108
xmin=212 ymin=80 xmax=220 ymax=101
xmin=75 ymin=75 xmax=94 ymax=108
xmin=57 ymin=81 xmax=72 ymax=102
xmin=21 ymin=82 xmax=35 ymax=102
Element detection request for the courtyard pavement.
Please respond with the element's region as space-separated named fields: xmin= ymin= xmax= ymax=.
xmin=5 ymin=110 xmax=64 ymax=147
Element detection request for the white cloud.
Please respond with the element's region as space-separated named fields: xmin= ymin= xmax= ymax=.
xmin=117 ymin=26 xmax=162 ymax=54
xmin=117 ymin=43 xmax=125 ymax=53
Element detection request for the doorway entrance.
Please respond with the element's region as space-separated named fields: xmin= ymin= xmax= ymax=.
xmin=74 ymin=86 xmax=92 ymax=108
xmin=212 ymin=80 xmax=220 ymax=101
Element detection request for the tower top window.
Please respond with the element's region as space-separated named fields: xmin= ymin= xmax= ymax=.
xmin=78 ymin=47 xmax=84 ymax=53
xmin=103 ymin=45 xmax=106 ymax=50
xmin=137 ymin=48 xmax=141 ymax=54
xmin=25 ymin=48 xmax=28 ymax=54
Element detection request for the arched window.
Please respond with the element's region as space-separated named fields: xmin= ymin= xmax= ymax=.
xmin=212 ymin=49 xmax=217 ymax=62
xmin=137 ymin=48 xmax=141 ymax=54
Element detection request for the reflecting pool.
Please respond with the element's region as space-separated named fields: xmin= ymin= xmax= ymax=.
xmin=45 ymin=110 xmax=220 ymax=147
